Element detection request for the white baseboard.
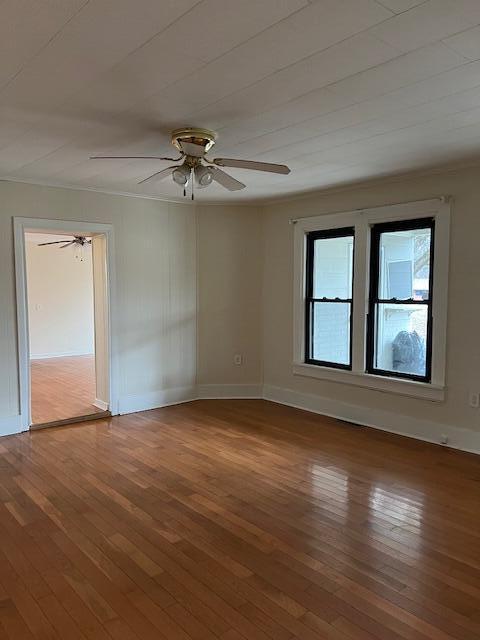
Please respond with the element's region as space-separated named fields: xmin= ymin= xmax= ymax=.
xmin=118 ymin=386 xmax=197 ymax=415
xmin=30 ymin=351 xmax=94 ymax=360
xmin=0 ymin=415 xmax=25 ymax=438
xmin=93 ymin=398 xmax=109 ymax=412
xmin=4 ymin=379 xmax=479 ymax=456
xmin=197 ymin=384 xmax=263 ymax=399
xmin=263 ymin=384 xmax=480 ymax=455
xmin=117 ymin=383 xmax=262 ymax=416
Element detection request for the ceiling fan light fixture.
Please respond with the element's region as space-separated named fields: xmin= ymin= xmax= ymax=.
xmin=172 ymin=164 xmax=191 ymax=186
xmin=74 ymin=243 xmax=85 ymax=261
xmin=195 ymin=164 xmax=214 ymax=187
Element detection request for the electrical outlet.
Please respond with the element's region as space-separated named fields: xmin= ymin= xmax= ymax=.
xmin=233 ymin=354 xmax=243 ymax=366
xmin=440 ymin=434 xmax=448 ymax=445
xmin=469 ymin=392 xmax=479 ymax=408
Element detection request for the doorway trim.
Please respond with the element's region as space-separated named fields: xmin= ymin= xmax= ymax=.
xmin=13 ymin=217 xmax=119 ymax=430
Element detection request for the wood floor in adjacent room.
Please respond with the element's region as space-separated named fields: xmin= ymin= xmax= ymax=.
xmin=30 ymin=355 xmax=103 ymax=426
xmin=0 ymin=399 xmax=479 ymax=640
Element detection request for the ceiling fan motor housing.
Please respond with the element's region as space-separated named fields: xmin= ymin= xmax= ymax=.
xmin=171 ymin=127 xmax=217 ymax=155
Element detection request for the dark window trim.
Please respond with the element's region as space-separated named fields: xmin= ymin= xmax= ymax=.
xmin=366 ymin=217 xmax=435 ymax=383
xmin=305 ymin=226 xmax=354 ymax=370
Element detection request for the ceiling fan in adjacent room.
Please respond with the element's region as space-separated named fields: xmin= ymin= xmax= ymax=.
xmin=37 ymin=235 xmax=92 ymax=249
xmin=37 ymin=235 xmax=92 ymax=261
xmin=90 ymin=127 xmax=291 ymax=198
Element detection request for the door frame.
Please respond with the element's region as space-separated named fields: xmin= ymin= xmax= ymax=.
xmin=13 ymin=217 xmax=119 ymax=429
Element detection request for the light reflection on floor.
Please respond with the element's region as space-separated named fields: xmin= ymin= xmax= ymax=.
xmin=304 ymin=462 xmax=426 ymax=552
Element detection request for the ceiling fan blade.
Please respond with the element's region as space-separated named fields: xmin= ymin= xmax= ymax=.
xmin=138 ymin=165 xmax=177 ymax=185
xmin=90 ymin=155 xmax=182 ymax=161
xmin=59 ymin=241 xmax=76 ymax=249
xmin=213 ymin=158 xmax=290 ymax=174
xmin=37 ymin=240 xmax=73 ymax=246
xmin=211 ymin=167 xmax=246 ymax=191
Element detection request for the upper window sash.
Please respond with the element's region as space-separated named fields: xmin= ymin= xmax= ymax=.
xmin=370 ymin=218 xmax=434 ymax=301
xmin=306 ymin=226 xmax=354 ymax=302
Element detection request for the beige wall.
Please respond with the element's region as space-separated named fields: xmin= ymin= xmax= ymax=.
xmin=0 ymin=181 xmax=196 ymax=421
xmin=262 ymin=165 xmax=480 ymax=436
xmin=197 ymin=204 xmax=263 ymax=387
xmin=25 ymin=236 xmax=95 ymax=358
xmin=3 ymin=165 xmax=480 ymax=448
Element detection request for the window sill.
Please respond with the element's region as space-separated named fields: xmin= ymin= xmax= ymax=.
xmin=292 ymin=363 xmax=445 ymax=401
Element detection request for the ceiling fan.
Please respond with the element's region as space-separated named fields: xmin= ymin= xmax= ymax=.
xmin=37 ymin=235 xmax=92 ymax=249
xmin=90 ymin=127 xmax=290 ymax=198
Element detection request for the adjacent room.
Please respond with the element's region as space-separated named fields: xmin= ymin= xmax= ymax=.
xmin=25 ymin=231 xmax=103 ymax=426
xmin=1 ymin=2 xmax=480 ymax=639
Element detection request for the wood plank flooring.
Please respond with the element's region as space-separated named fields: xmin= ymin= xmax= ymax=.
xmin=0 ymin=399 xmax=479 ymax=639
xmin=30 ymin=355 xmax=103 ymax=425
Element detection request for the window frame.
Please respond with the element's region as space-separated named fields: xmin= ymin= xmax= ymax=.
xmin=305 ymin=227 xmax=355 ymax=370
xmin=366 ymin=217 xmax=435 ymax=383
xmin=292 ymin=198 xmax=450 ymax=402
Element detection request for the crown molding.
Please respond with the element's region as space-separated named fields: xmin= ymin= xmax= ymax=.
xmin=0 ymin=177 xmax=266 ymax=206
xmin=3 ymin=156 xmax=480 ymax=209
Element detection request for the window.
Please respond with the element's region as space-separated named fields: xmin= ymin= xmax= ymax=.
xmin=305 ymin=228 xmax=354 ymax=368
xmin=367 ymin=218 xmax=434 ymax=382
xmin=293 ymin=198 xmax=450 ymax=401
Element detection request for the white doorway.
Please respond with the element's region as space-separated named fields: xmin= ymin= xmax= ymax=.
xmin=14 ymin=218 xmax=118 ymax=430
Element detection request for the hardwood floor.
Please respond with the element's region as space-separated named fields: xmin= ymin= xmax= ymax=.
xmin=30 ymin=355 xmax=103 ymax=426
xmin=0 ymin=399 xmax=479 ymax=639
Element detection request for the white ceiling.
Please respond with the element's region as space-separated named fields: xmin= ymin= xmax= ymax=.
xmin=2 ymin=0 xmax=480 ymax=203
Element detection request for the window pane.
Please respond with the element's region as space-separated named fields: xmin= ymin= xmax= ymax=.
xmin=313 ymin=235 xmax=353 ymax=299
xmin=374 ymin=303 xmax=427 ymax=376
xmin=378 ymin=227 xmax=431 ymax=300
xmin=312 ymin=302 xmax=350 ymax=365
